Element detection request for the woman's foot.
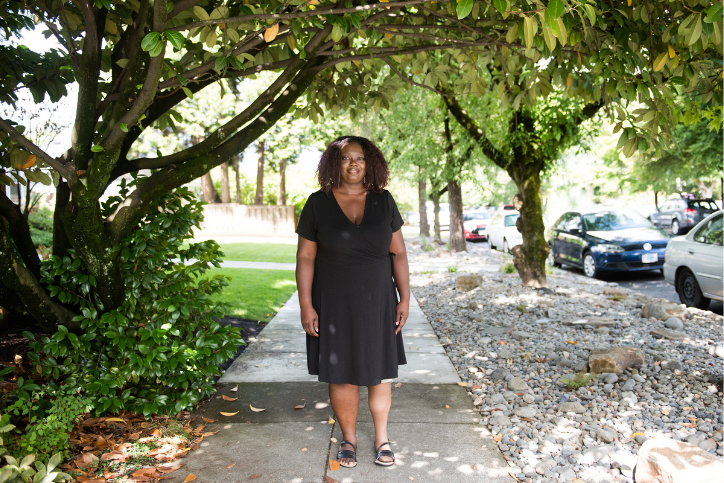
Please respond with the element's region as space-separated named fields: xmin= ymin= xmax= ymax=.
xmin=337 ymin=440 xmax=357 ymax=468
xmin=374 ymin=441 xmax=394 ymax=466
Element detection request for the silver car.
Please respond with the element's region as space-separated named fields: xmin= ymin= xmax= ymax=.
xmin=663 ymin=210 xmax=723 ymax=309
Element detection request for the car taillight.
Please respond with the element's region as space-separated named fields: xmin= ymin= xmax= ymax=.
xmin=684 ymin=208 xmax=696 ymax=214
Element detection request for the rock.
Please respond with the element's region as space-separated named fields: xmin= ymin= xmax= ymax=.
xmin=439 ymin=251 xmax=452 ymax=258
xmin=428 ymin=251 xmax=440 ymax=258
xmin=473 ymin=395 xmax=483 ymax=406
xmin=621 ymin=379 xmax=636 ymax=391
xmin=511 ymin=330 xmax=533 ymax=340
xmin=535 ymin=459 xmax=555 ymax=475
xmin=580 ymin=445 xmax=613 ymax=465
xmin=661 ymin=360 xmax=682 ymax=371
xmin=514 ymin=407 xmax=537 ymax=418
xmin=508 ymin=377 xmax=530 ymax=391
xmin=611 ymin=450 xmax=637 ymax=478
xmin=456 ymin=274 xmax=482 ymax=292
xmin=563 ymin=316 xmax=617 ymax=328
xmin=651 ymin=329 xmax=690 ymax=341
xmin=699 ymin=439 xmax=717 ymax=452
xmin=709 ymin=345 xmax=724 ymax=358
xmin=603 ymin=287 xmax=627 ymax=296
xmin=589 ymin=347 xmax=645 ymax=374
xmin=635 ymin=438 xmax=724 ymax=482
xmin=489 ymin=413 xmax=511 ymax=426
xmin=602 ymin=373 xmax=619 ymax=384
xmin=498 ymin=347 xmax=512 ymax=358
xmin=664 ymin=317 xmax=684 ymax=330
xmin=597 ymin=428 xmax=617 ymax=443
xmin=558 ymin=402 xmax=586 ymax=414
xmin=642 ymin=302 xmax=687 ymax=320
xmin=482 ymin=326 xmax=510 ymax=336
xmin=490 ymin=368 xmax=511 ymax=381
xmin=558 ymin=467 xmax=576 ymax=480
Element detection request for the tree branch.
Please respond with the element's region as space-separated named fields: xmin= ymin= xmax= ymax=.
xmin=382 ymin=57 xmax=452 ymax=97
xmin=0 ymin=190 xmax=41 ymax=278
xmin=0 ymin=118 xmax=71 ymax=178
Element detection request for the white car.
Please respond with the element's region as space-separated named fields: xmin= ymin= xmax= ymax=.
xmin=488 ymin=211 xmax=522 ymax=253
xmin=663 ymin=210 xmax=723 ymax=309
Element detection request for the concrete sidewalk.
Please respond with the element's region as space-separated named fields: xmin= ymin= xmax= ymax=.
xmin=172 ymin=293 xmax=512 ymax=483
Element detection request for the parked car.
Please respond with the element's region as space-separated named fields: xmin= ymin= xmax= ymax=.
xmin=648 ymin=198 xmax=719 ymax=235
xmin=548 ymin=209 xmax=669 ymax=278
xmin=663 ymin=210 xmax=723 ymax=309
xmin=488 ymin=211 xmax=522 ymax=253
xmin=463 ymin=211 xmax=491 ymax=241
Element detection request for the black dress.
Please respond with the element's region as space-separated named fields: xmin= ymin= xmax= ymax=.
xmin=296 ymin=189 xmax=407 ymax=386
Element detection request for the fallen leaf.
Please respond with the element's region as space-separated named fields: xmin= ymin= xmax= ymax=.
xmin=536 ymin=357 xmax=545 ymax=363
xmin=330 ymin=437 xmax=337 ymax=443
xmin=571 ymin=479 xmax=587 ymax=483
xmin=230 ymin=385 xmax=239 ymax=392
xmin=140 ymin=422 xmax=153 ymax=428
xmin=394 ymin=382 xmax=402 ymax=388
xmin=473 ymin=465 xmax=478 ymax=470
xmin=227 ymin=463 xmax=236 ymax=469
xmin=301 ymin=448 xmax=307 ymax=451
xmin=150 ymin=428 xmax=162 ymax=436
xmin=323 ymin=476 xmax=340 ymax=483
xmin=566 ymin=341 xmax=577 ymax=345
xmin=222 ymin=395 xmax=238 ymax=401
xmin=632 ymin=432 xmax=645 ymax=438
xmin=254 ymin=364 xmax=269 ymax=367
xmin=183 ymin=474 xmax=196 ymax=483
xmin=445 ymin=405 xmax=449 ymax=409
xmin=328 ymin=416 xmax=335 ymax=424
xmin=329 ymin=459 xmax=340 ymax=471
xmin=221 ymin=411 xmax=239 ymax=416
xmin=430 ymin=343 xmax=444 ymax=346
xmin=680 ymin=423 xmax=696 ymax=428
xmin=294 ymin=404 xmax=306 ymax=409
xmin=456 ymin=381 xmax=467 ymax=386
xmin=249 ymin=405 xmax=266 ymax=412
xmin=408 ymin=477 xmax=416 ymax=481
xmin=202 ymin=417 xmax=217 ymax=423
xmin=498 ymin=340 xmax=507 ymax=345
xmin=494 ymin=434 xmax=502 ymax=442
xmin=520 ymin=417 xmax=535 ymax=422
xmin=104 ymin=417 xmax=126 ymax=423
xmin=250 ymin=474 xmax=262 ymax=479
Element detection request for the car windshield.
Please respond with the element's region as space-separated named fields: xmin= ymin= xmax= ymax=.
xmin=504 ymin=214 xmax=519 ymax=227
xmin=464 ymin=212 xmax=491 ymax=221
xmin=582 ymin=211 xmax=651 ymax=231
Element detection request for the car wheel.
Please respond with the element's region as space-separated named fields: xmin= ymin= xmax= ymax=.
xmin=583 ymin=252 xmax=599 ymax=278
xmin=489 ymin=239 xmax=496 ymax=250
xmin=677 ymin=268 xmax=710 ymax=309
xmin=503 ymin=239 xmax=510 ymax=254
xmin=671 ymin=219 xmax=680 ymax=235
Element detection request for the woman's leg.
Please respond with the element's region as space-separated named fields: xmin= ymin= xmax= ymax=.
xmin=329 ymin=383 xmax=359 ymax=467
xmin=368 ymin=382 xmax=393 ymax=463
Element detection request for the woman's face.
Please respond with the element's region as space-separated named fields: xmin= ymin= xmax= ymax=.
xmin=339 ymin=142 xmax=366 ymax=186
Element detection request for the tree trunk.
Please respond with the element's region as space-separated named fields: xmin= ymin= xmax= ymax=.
xmin=431 ymin=191 xmax=442 ymax=244
xmin=255 ymin=141 xmax=265 ymax=205
xmin=200 ymin=172 xmax=221 ymax=203
xmin=418 ymin=171 xmax=430 ymax=237
xmin=447 ymin=179 xmax=466 ymax=252
xmin=220 ymin=161 xmax=231 ymax=203
xmin=233 ymin=154 xmax=242 ymax=204
xmin=654 ymin=191 xmax=659 ymax=209
xmin=508 ymin=161 xmax=548 ymax=288
xmin=278 ymin=158 xmax=287 ymax=205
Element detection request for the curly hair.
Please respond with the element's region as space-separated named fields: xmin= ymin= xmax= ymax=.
xmin=316 ymin=136 xmax=389 ymax=194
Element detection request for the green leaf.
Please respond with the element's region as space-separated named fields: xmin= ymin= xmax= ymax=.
xmin=688 ymin=16 xmax=702 ymax=45
xmin=584 ymin=4 xmax=596 ymax=25
xmin=165 ymin=31 xmax=185 ymax=50
xmin=456 ymin=0 xmax=473 ymax=19
xmin=652 ymin=51 xmax=668 ymax=71
xmin=547 ymin=0 xmax=564 ymax=19
xmin=193 ymin=6 xmax=210 ymax=20
xmin=91 ymin=145 xmax=104 ymax=152
xmin=141 ymin=32 xmax=161 ymax=52
xmin=182 ymin=87 xmax=193 ymax=99
xmin=120 ymin=123 xmax=128 ymax=132
xmin=116 ymin=58 xmax=129 ymax=68
xmin=705 ymin=3 xmax=723 ymax=23
xmin=556 ymin=17 xmax=567 ymax=46
xmin=493 ymin=0 xmax=507 ymax=16
xmin=214 ymin=56 xmax=227 ymax=71
xmin=523 ymin=16 xmax=536 ymax=49
xmin=331 ymin=23 xmax=343 ymax=42
xmin=149 ymin=40 xmax=164 ymax=57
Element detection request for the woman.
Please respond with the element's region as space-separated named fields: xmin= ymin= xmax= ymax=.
xmin=295 ymin=136 xmax=410 ymax=469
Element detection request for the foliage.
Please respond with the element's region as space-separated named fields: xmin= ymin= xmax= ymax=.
xmin=27 ymin=180 xmax=243 ymax=416
xmin=27 ymin=208 xmax=53 ymax=248
xmin=560 ymin=371 xmax=598 ymax=390
xmin=502 ymin=262 xmax=517 ymax=274
xmin=447 ymin=264 xmax=459 ymax=273
xmin=3 ymin=386 xmax=90 ymax=464
xmin=0 ymin=416 xmax=71 ymax=483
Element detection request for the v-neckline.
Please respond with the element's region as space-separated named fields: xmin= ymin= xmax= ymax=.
xmin=331 ymin=189 xmax=368 ymax=226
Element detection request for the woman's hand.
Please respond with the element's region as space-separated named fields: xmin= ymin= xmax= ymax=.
xmin=395 ymin=299 xmax=409 ymax=334
xmin=301 ymin=304 xmax=319 ymax=337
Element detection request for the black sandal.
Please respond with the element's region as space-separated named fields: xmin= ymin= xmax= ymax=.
xmin=374 ymin=441 xmax=395 ymax=466
xmin=336 ymin=440 xmax=357 ymax=468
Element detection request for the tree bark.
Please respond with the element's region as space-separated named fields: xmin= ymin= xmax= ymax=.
xmin=418 ymin=170 xmax=430 ymax=237
xmin=278 ymin=158 xmax=287 ymax=205
xmin=654 ymin=191 xmax=659 ymax=209
xmin=431 ymin=190 xmax=442 ymax=244
xmin=255 ymin=141 xmax=265 ymax=205
xmin=447 ymin=179 xmax=466 ymax=252
xmin=220 ymin=161 xmax=231 ymax=203
xmin=200 ymin=172 xmax=221 ymax=203
xmin=233 ymin=154 xmax=242 ymax=204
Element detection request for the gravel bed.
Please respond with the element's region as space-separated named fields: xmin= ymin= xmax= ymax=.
xmin=408 ymin=244 xmax=724 ymax=483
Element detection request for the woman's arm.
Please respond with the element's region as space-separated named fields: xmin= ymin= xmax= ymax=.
xmin=389 ymin=229 xmax=410 ymax=334
xmin=296 ymin=236 xmax=319 ymax=337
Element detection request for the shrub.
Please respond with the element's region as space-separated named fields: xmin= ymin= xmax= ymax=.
xmin=0 ymin=417 xmax=71 ymax=483
xmin=28 ymin=208 xmax=53 ymax=248
xmin=502 ymin=262 xmax=516 ymax=274
xmin=29 ymin=177 xmax=243 ymax=416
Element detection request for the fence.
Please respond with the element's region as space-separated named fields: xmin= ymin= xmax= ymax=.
xmin=198 ymin=204 xmax=296 ymax=236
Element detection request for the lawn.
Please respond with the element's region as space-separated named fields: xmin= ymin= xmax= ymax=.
xmin=209 ymin=268 xmax=297 ymax=322
xmin=185 ymin=242 xmax=297 ymax=263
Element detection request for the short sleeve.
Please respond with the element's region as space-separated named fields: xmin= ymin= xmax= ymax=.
xmin=296 ymin=196 xmax=317 ymax=242
xmin=388 ymin=191 xmax=404 ymax=233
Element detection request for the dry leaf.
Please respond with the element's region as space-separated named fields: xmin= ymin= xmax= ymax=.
xmin=328 ymin=416 xmax=335 ymax=424
xmin=294 ymin=404 xmax=306 ymax=409
xmin=431 ymin=343 xmax=444 ymax=346
xmin=249 ymin=405 xmax=266 ymax=412
xmin=456 ymin=382 xmax=468 ymax=386
xmin=323 ymin=476 xmax=340 ymax=483
xmin=183 ymin=474 xmax=197 ymax=483
xmin=254 ymin=364 xmax=269 ymax=367
xmin=571 ymin=479 xmax=587 ymax=483
xmin=230 ymin=385 xmax=239 ymax=392
xmin=202 ymin=417 xmax=217 ymax=423
xmin=494 ymin=434 xmax=502 ymax=442
xmin=473 ymin=465 xmax=478 ymax=470
xmin=227 ymin=463 xmax=236 ymax=469
xmin=328 ymin=459 xmax=340 ymax=471
xmin=104 ymin=418 xmax=126 ymax=423
xmin=301 ymin=448 xmax=307 ymax=451
xmin=264 ymin=23 xmax=279 ymax=42
xmin=150 ymin=428 xmax=162 ymax=436
xmin=220 ymin=411 xmax=239 ymax=416
xmin=631 ymin=432 xmax=645 ymax=438
xmin=140 ymin=422 xmax=153 ymax=428
xmin=445 ymin=405 xmax=449 ymax=409
xmin=222 ymin=395 xmax=237 ymax=401
xmin=250 ymin=474 xmax=262 ymax=479
xmin=566 ymin=341 xmax=577 ymax=345
xmin=394 ymin=382 xmax=402 ymax=388
xmin=330 ymin=437 xmax=337 ymax=443
xmin=408 ymin=477 xmax=416 ymax=481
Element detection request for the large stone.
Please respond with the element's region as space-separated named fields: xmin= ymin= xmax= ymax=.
xmin=664 ymin=317 xmax=684 ymax=330
xmin=642 ymin=302 xmax=687 ymax=320
xmin=514 ymin=407 xmax=537 ymax=418
xmin=635 ymin=438 xmax=724 ymax=483
xmin=456 ymin=274 xmax=482 ymax=291
xmin=563 ymin=316 xmax=617 ymax=328
xmin=557 ymin=402 xmax=586 ymax=413
xmin=603 ymin=286 xmax=627 ymax=296
xmin=589 ymin=347 xmax=645 ymax=374
xmin=508 ymin=377 xmax=530 ymax=391
xmin=651 ymin=329 xmax=690 ymax=341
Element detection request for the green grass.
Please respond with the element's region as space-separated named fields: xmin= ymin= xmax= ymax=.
xmin=183 ymin=242 xmax=297 ymax=263
xmin=210 ymin=268 xmax=297 ymax=322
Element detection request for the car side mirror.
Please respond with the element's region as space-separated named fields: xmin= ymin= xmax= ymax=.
xmin=569 ymin=228 xmax=580 ymax=235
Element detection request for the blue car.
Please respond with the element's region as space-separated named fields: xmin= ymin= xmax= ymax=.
xmin=548 ymin=209 xmax=670 ymax=278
